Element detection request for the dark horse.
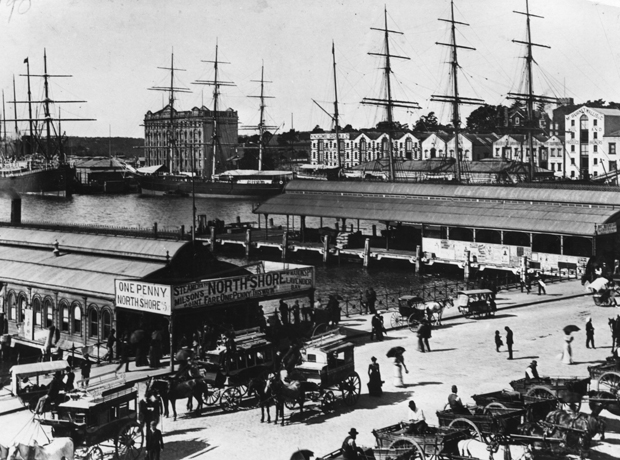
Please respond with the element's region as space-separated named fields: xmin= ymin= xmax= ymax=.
xmin=544 ymin=409 xmax=606 ymax=449
xmin=247 ymin=377 xmax=275 ymax=423
xmin=265 ymin=374 xmax=319 ymax=426
xmin=151 ymin=375 xmax=208 ymax=421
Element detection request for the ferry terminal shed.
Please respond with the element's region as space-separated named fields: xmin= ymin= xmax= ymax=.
xmin=0 ymin=225 xmax=315 ymax=366
xmin=255 ymin=181 xmax=620 ymax=276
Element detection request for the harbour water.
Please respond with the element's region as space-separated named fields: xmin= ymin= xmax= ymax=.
xmin=0 ymin=194 xmax=458 ymax=303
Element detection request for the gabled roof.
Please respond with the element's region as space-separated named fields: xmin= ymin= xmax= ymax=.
xmin=589 ymin=107 xmax=620 ymax=117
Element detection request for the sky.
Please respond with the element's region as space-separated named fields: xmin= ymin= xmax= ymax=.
xmin=2 ymin=0 xmax=620 ymax=138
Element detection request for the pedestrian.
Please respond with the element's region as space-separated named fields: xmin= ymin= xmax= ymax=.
xmin=448 ymin=385 xmax=469 ymax=415
xmin=327 ymin=295 xmax=341 ymax=326
xmin=505 ymin=326 xmax=514 ymax=360
xmin=116 ymin=333 xmax=130 ymax=373
xmin=258 ymin=307 xmax=267 ymax=332
xmin=535 ymin=272 xmax=546 ymax=295
xmin=149 ymin=331 xmax=162 ymax=368
xmin=417 ymin=320 xmax=431 ymax=352
xmin=341 ymin=428 xmax=363 ymax=460
xmin=80 ymin=353 xmax=92 ymax=388
xmin=371 ymin=312 xmax=386 ymax=341
xmin=104 ymin=328 xmax=116 ymax=363
xmin=525 ymin=360 xmax=540 ymax=380
xmin=278 ymin=299 xmax=289 ymax=325
xmin=146 ymin=421 xmax=164 ymax=460
xmin=494 ymin=330 xmax=503 ymax=352
xmin=367 ymin=356 xmax=383 ymax=397
xmin=367 ymin=287 xmax=377 ymax=314
xmin=63 ymin=366 xmax=75 ymax=392
xmin=562 ymin=332 xmax=574 ymax=365
xmin=586 ymin=317 xmax=595 ymax=349
xmin=393 ymin=357 xmax=405 ymax=388
xmin=292 ymin=300 xmax=301 ymax=325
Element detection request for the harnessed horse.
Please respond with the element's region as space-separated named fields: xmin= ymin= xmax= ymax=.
xmin=265 ymin=374 xmax=319 ymax=426
xmin=150 ymin=366 xmax=208 ymax=421
xmin=422 ymin=298 xmax=454 ymax=326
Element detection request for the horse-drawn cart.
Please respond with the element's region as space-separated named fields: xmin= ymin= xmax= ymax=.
xmin=35 ymin=373 xmax=143 ymax=460
xmin=456 ymin=289 xmax=496 ymax=318
xmin=587 ymin=360 xmax=620 ymax=416
xmin=390 ymin=296 xmax=426 ymax=331
xmin=10 ymin=360 xmax=70 ymax=412
xmin=436 ymin=405 xmax=524 ymax=442
xmin=471 ymin=388 xmax=558 ymax=422
xmin=509 ymin=376 xmax=590 ymax=411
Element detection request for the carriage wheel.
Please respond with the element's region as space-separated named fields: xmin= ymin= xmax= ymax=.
xmin=205 ymin=388 xmax=221 ymax=405
xmin=448 ymin=418 xmax=483 ymax=441
xmin=526 ymin=385 xmax=556 ymax=401
xmin=237 ymin=384 xmax=249 ymax=398
xmin=320 ymin=391 xmax=336 ymax=413
xmin=407 ymin=314 xmax=420 ymax=332
xmin=115 ymin=421 xmax=144 ymax=460
xmin=312 ymin=323 xmax=328 ymax=337
xmin=597 ymin=372 xmax=620 ymax=394
xmin=459 ymin=308 xmax=471 ymax=318
xmin=340 ymin=372 xmax=361 ymax=406
xmin=387 ymin=438 xmax=426 ymax=460
xmin=86 ymin=446 xmax=103 ymax=460
xmin=220 ymin=387 xmax=242 ymax=412
xmin=390 ymin=313 xmax=401 ymax=329
xmin=483 ymin=402 xmax=507 ymax=413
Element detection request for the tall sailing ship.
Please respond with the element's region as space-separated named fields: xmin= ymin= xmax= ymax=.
xmin=1 ymin=51 xmax=91 ymax=196
xmin=135 ymin=48 xmax=292 ymax=198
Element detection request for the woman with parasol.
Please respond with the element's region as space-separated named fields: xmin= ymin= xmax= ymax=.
xmin=387 ymin=347 xmax=407 ymax=388
xmin=562 ymin=325 xmax=580 ymax=365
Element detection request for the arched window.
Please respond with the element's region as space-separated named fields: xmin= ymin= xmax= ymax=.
xmin=73 ymin=305 xmax=82 ymax=335
xmin=102 ymin=309 xmax=112 ymax=340
xmin=32 ymin=298 xmax=42 ymax=327
xmin=17 ymin=293 xmax=28 ymax=323
xmin=44 ymin=298 xmax=54 ymax=328
xmin=61 ymin=302 xmax=70 ymax=332
xmin=8 ymin=292 xmax=16 ymax=321
xmin=89 ymin=308 xmax=98 ymax=338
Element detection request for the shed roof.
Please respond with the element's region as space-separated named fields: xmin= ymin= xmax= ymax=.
xmin=255 ymin=192 xmax=618 ymax=236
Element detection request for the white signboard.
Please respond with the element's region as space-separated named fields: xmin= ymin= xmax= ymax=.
xmin=115 ymin=280 xmax=172 ymax=316
xmin=173 ymin=267 xmax=315 ymax=310
xmin=22 ymin=309 xmax=34 ymax=340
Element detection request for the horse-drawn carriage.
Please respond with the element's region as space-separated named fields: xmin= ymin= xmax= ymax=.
xmin=587 ymin=359 xmax=620 ymax=416
xmin=509 ymin=376 xmax=590 ymax=411
xmin=436 ymin=405 xmax=525 ymax=443
xmin=471 ymin=388 xmax=558 ymax=423
xmin=10 ymin=360 xmax=71 ymax=412
xmin=287 ymin=329 xmax=361 ymax=413
xmin=390 ymin=296 xmax=426 ymax=331
xmin=456 ymin=289 xmax=496 ymax=318
xmin=35 ymin=372 xmax=143 ymax=460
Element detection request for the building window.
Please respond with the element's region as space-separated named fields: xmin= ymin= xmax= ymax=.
xmin=594 ymin=119 xmax=598 ymax=126
xmin=571 ymin=170 xmax=575 ymax=178
xmin=89 ymin=308 xmax=98 ymax=338
xmin=571 ymin=119 xmax=575 ymax=127
xmin=33 ymin=298 xmax=41 ymax=327
xmin=73 ymin=305 xmax=82 ymax=335
xmin=8 ymin=292 xmax=15 ymax=321
xmin=594 ymin=132 xmax=598 ymax=140
xmin=580 ymin=115 xmax=589 ymax=143
xmin=571 ymin=145 xmax=575 ymax=152
xmin=571 ymin=132 xmax=575 ymax=139
xmin=594 ymin=158 xmax=598 ymax=165
xmin=594 ymin=145 xmax=598 ymax=153
xmin=610 ymin=143 xmax=616 ymax=155
xmin=61 ymin=303 xmax=69 ymax=332
xmin=44 ymin=298 xmax=53 ymax=328
xmin=102 ymin=309 xmax=112 ymax=340
xmin=571 ymin=158 xmax=576 ymax=165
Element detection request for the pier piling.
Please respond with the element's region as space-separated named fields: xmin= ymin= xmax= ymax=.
xmin=10 ymin=198 xmax=21 ymax=224
xmin=415 ymin=245 xmax=422 ymax=276
xmin=464 ymin=249 xmax=471 ymax=280
xmin=245 ymin=228 xmax=252 ymax=258
xmin=322 ymin=235 xmax=329 ymax=264
xmin=209 ymin=226 xmax=216 ymax=253
xmin=363 ymin=238 xmax=370 ymax=267
xmin=282 ymin=231 xmax=288 ymax=261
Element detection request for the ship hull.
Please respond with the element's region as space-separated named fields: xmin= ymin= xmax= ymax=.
xmin=137 ymin=175 xmax=285 ymax=198
xmin=0 ymin=166 xmax=72 ymax=197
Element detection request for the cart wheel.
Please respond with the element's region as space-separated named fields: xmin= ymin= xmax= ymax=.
xmin=312 ymin=323 xmax=328 ymax=336
xmin=483 ymin=402 xmax=507 ymax=413
xmin=340 ymin=372 xmax=361 ymax=406
xmin=448 ymin=418 xmax=483 ymax=441
xmin=205 ymin=388 xmax=221 ymax=406
xmin=320 ymin=390 xmax=336 ymax=413
xmin=407 ymin=314 xmax=420 ymax=332
xmin=115 ymin=421 xmax=144 ymax=460
xmin=237 ymin=384 xmax=249 ymax=397
xmin=220 ymin=387 xmax=242 ymax=412
xmin=87 ymin=446 xmax=103 ymax=460
xmin=390 ymin=313 xmax=400 ymax=329
xmin=526 ymin=385 xmax=556 ymax=401
xmin=598 ymin=372 xmax=620 ymax=394
xmin=387 ymin=438 xmax=426 ymax=460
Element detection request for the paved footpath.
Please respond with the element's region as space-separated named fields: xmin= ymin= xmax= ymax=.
xmin=2 ymin=280 xmax=619 ymax=460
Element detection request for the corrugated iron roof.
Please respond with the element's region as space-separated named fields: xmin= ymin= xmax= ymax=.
xmin=255 ymin=192 xmax=617 ymax=236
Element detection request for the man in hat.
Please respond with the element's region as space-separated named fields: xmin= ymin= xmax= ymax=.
xmin=586 ymin=317 xmax=595 ymax=349
xmin=341 ymin=428 xmax=363 ymax=460
xmin=505 ymin=326 xmax=514 ymax=360
xmin=80 ymin=352 xmax=92 ymax=388
xmin=525 ymin=360 xmax=540 ymax=380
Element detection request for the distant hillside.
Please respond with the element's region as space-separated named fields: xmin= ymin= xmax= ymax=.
xmin=66 ymin=137 xmax=144 ymax=158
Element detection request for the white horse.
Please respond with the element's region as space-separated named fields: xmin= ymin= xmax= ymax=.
xmin=458 ymin=439 xmax=532 ymax=460
xmin=422 ymin=298 xmax=453 ymax=326
xmin=7 ymin=438 xmax=74 ymax=460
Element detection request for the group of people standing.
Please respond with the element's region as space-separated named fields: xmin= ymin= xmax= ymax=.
xmin=494 ymin=326 xmax=514 ymax=359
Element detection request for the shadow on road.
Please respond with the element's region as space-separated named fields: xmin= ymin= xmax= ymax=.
xmin=427 ymin=348 xmax=457 ymax=353
xmin=161 ymin=440 xmax=212 ymax=460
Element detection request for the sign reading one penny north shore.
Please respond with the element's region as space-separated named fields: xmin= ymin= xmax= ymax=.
xmin=114 ymin=280 xmax=172 ymax=316
xmin=173 ymin=267 xmax=315 ymax=310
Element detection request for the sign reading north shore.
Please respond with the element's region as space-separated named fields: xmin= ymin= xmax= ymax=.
xmin=115 ymin=280 xmax=172 ymax=316
xmin=173 ymin=267 xmax=315 ymax=310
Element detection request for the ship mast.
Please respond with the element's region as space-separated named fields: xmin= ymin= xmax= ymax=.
xmin=362 ymin=7 xmax=420 ymax=181
xmin=508 ymin=0 xmax=557 ymax=182
xmin=431 ymin=0 xmax=483 ymax=182
xmin=245 ymin=63 xmax=276 ymax=171
xmin=149 ymin=52 xmax=190 ymax=173
xmin=193 ymin=42 xmax=236 ymax=178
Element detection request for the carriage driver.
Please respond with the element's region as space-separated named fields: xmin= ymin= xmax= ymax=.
xmin=341 ymin=428 xmax=365 ymax=460
xmin=525 ymin=360 xmax=540 ymax=380
xmin=448 ymin=385 xmax=470 ymax=415
xmin=402 ymin=400 xmax=428 ymax=434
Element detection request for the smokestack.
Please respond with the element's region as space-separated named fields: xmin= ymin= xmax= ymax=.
xmin=10 ymin=198 xmax=21 ymax=224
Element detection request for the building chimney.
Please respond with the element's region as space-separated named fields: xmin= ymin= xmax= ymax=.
xmin=10 ymin=198 xmax=21 ymax=224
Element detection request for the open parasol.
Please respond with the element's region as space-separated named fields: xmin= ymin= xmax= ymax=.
xmin=563 ymin=325 xmax=580 ymax=335
xmin=588 ymin=277 xmax=609 ymax=292
xmin=290 ymin=450 xmax=314 ymax=460
xmin=386 ymin=346 xmax=406 ymax=358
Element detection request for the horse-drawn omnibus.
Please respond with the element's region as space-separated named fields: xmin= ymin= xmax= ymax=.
xmin=10 ymin=360 xmax=71 ymax=412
